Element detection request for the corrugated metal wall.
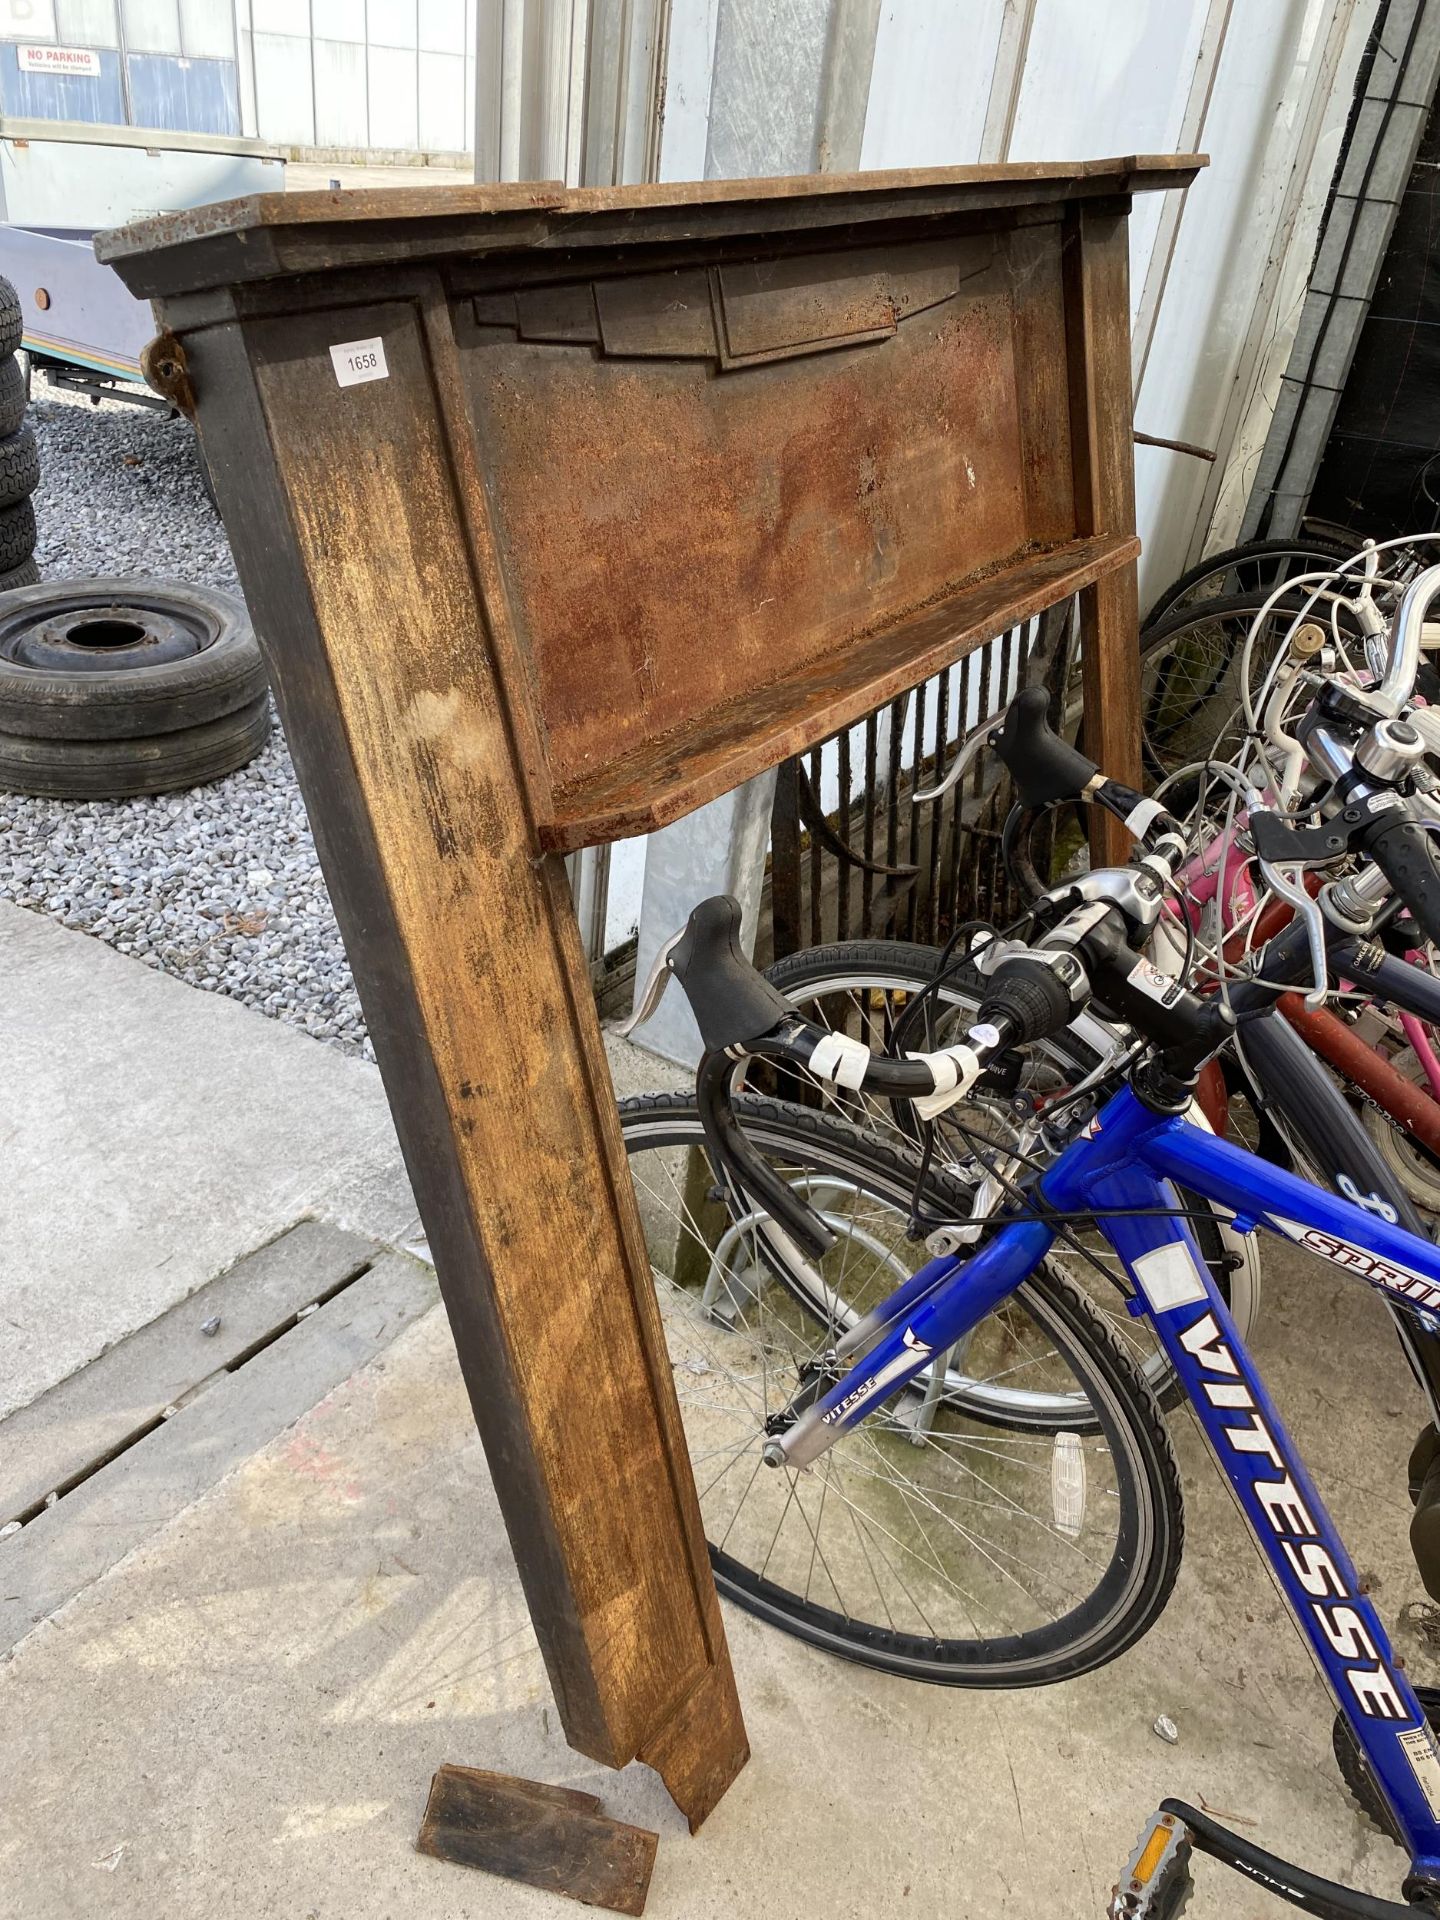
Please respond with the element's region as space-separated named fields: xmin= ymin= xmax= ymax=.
xmin=239 ymin=0 xmax=475 ymax=152
xmin=468 ymin=0 xmax=1390 ymax=963
xmin=0 ymin=0 xmax=475 ymax=155
xmin=0 ymin=0 xmax=241 ymax=134
xmin=654 ymin=0 xmax=1379 ymax=603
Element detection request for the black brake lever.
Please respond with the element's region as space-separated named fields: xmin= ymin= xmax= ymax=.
xmin=1247 ymin=813 xmax=1351 ymax=864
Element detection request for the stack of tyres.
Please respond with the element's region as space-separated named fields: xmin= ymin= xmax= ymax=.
xmin=0 ymin=579 xmax=270 ymax=797
xmin=0 ymin=275 xmax=40 ymax=590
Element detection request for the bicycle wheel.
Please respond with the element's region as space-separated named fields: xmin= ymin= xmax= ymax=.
xmin=623 ymin=1091 xmax=1185 ymax=1684
xmin=1360 ymin=1041 xmax=1440 ymax=1216
xmin=1142 ymin=535 xmax=1354 ymax=628
xmin=756 ymin=940 xmax=1258 ymax=1413
xmin=1138 ymin=592 xmax=1299 ymax=784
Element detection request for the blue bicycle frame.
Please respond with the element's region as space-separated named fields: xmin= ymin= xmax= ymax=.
xmin=787 ymin=1085 xmax=1440 ymax=1875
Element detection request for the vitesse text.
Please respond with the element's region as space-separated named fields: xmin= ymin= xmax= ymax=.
xmin=1179 ymin=1308 xmax=1408 ymax=1721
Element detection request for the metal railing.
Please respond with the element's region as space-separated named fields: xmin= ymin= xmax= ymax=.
xmin=766 ymin=607 xmax=1071 ymax=960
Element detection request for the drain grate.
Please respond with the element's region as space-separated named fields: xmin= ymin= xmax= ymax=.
xmin=0 ymin=1220 xmax=437 ymax=1653
xmin=0 ymin=1219 xmax=377 ymax=1534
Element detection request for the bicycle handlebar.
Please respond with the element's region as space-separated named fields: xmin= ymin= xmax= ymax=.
xmin=667 ymin=895 xmax=796 ymax=1053
xmin=994 ymin=689 xmax=1185 ymax=852
xmin=1378 ymin=562 xmax=1440 ymax=713
xmin=1352 ymin=805 xmax=1440 ymax=949
xmin=650 ymin=584 xmax=1440 ymax=1207
xmin=666 ymin=894 xmax=1041 ymax=1108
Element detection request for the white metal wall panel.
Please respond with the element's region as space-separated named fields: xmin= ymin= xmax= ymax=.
xmin=252 ymin=26 xmax=314 ymax=139
xmin=658 ymin=0 xmax=717 ymax=179
xmin=250 ymin=0 xmax=305 ymax=33
xmin=1006 ymin=0 xmax=1206 ymax=160
xmin=420 ymin=0 xmax=463 ymax=52
xmin=311 ymin=0 xmax=361 ymax=39
xmin=313 ymin=32 xmax=367 ymax=143
xmin=179 ymin=0 xmax=233 ymax=58
xmin=1006 ymin=0 xmax=1210 ymax=322
xmin=122 ymin=0 xmax=180 ymax=49
xmin=419 ymin=45 xmax=463 ymax=146
xmin=0 ymin=0 xmax=57 ymax=38
xmin=369 ymin=0 xmax=417 ymax=47
xmin=56 ymin=0 xmax=118 ymax=43
xmin=368 ymin=40 xmax=417 ymax=143
xmin=1132 ymin=0 xmax=1346 ymax=593
xmin=705 ymin=0 xmax=829 ymax=177
xmin=858 ymin=0 xmax=1004 ymax=170
xmin=235 ymin=0 xmax=256 ymax=132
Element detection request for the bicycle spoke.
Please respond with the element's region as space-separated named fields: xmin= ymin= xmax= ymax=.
xmin=622 ymin=1100 xmax=1173 ymax=1678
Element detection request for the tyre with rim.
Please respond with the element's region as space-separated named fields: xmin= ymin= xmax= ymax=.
xmin=0 ymin=578 xmax=270 ymax=798
xmin=0 ymin=578 xmax=265 ymax=740
xmin=1360 ymin=1044 xmax=1440 ymax=1217
xmin=757 ymin=939 xmax=1260 ymax=1417
xmin=1141 ymin=533 xmax=1356 ymax=628
xmin=1137 ymin=587 xmax=1368 ymax=787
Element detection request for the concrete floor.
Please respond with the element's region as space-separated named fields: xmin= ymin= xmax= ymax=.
xmin=1 ymin=1249 xmax=1435 ymax=1919
xmin=0 ymin=905 xmax=418 ymax=1421
xmin=2 ymin=905 xmax=1438 ymax=1916
xmin=0 ymin=903 xmax=680 ymax=1423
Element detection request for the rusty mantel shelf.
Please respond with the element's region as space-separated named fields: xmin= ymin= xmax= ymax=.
xmin=543 ymin=530 xmax=1139 ymax=849
xmin=105 ymin=155 xmax=1201 ymax=855
xmin=99 ymin=155 xmax=1204 ymax=294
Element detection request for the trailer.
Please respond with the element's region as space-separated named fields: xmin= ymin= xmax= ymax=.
xmin=0 ymin=116 xmax=284 ymax=404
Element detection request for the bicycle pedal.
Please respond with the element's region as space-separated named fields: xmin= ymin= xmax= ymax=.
xmin=1109 ymin=1811 xmax=1192 ymax=1919
xmin=1128 ymin=1797 xmax=1440 ymax=1918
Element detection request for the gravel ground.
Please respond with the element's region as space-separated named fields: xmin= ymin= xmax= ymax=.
xmin=0 ymin=387 xmax=371 ymax=1055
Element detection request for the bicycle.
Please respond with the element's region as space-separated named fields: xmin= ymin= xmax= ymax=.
xmin=625 ymin=564 xmax=1440 ymax=1916
xmin=1133 ymin=533 xmax=1440 ymax=793
xmin=750 ymin=935 xmax=1263 ymax=1411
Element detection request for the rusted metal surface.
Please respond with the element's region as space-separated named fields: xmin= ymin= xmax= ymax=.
xmin=540 ymin=534 xmax=1136 ymax=849
xmin=416 ymin=1765 xmax=657 ymax=1916
xmin=138 ymin=331 xmax=194 ymax=417
xmin=463 ymin=229 xmax=1058 ymax=809
xmin=110 ymin=160 xmax=1196 ymax=859
xmin=1133 ymin=428 xmax=1217 ymax=462
xmin=101 ymin=159 xmax=1197 ymax=1837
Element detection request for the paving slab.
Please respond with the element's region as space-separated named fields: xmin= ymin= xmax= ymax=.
xmin=0 ymin=1239 xmax=436 ymax=1653
xmin=0 ymin=901 xmax=678 ymax=1423
xmin=1 ymin=1232 xmax=1435 ymax=1919
xmin=0 ymin=904 xmax=419 ymax=1419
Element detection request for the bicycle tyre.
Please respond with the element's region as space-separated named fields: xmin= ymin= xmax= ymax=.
xmin=1360 ymin=1045 xmax=1440 ymax=1217
xmin=761 ymin=941 xmax=1258 ymax=1415
xmin=1137 ymin=587 xmax=1371 ymax=788
xmin=622 ymin=1090 xmax=1186 ymax=1685
xmin=1142 ymin=534 xmax=1355 ymax=628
